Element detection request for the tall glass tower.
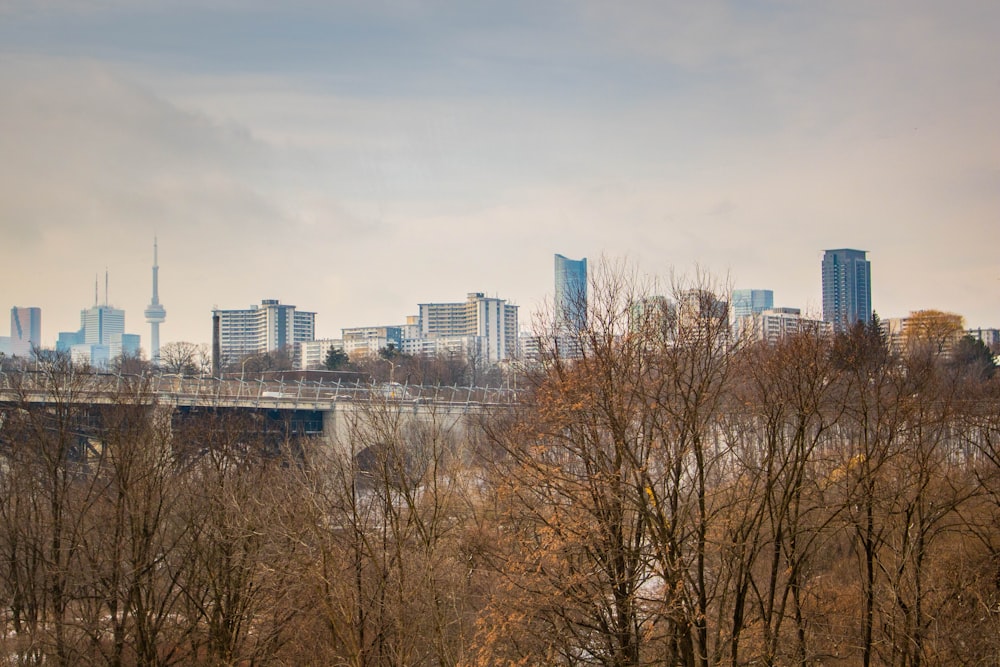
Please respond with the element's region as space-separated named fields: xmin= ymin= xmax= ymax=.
xmin=555 ymin=254 xmax=587 ymax=333
xmin=9 ymin=307 xmax=41 ymax=357
xmin=822 ymin=248 xmax=871 ymax=332
xmin=731 ymin=289 xmax=774 ymax=320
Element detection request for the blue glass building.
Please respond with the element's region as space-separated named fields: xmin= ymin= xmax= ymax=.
xmin=731 ymin=289 xmax=774 ymax=320
xmin=555 ymin=254 xmax=587 ymax=333
xmin=822 ymin=249 xmax=872 ymax=332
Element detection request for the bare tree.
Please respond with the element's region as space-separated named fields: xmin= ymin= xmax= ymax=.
xmin=0 ymin=357 xmax=108 ymax=663
xmin=714 ymin=329 xmax=843 ymax=665
xmin=169 ymin=409 xmax=305 ymax=666
xmin=473 ymin=263 xmax=743 ymax=666
xmin=291 ymin=395 xmax=480 ymax=666
xmin=158 ymin=342 xmax=212 ymax=376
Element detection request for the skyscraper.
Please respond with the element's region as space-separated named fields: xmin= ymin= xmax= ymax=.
xmin=731 ymin=289 xmax=774 ymax=320
xmin=56 ymin=274 xmax=140 ymax=367
xmin=555 ymin=254 xmax=587 ymax=333
xmin=144 ymin=238 xmax=166 ymax=364
xmin=9 ymin=307 xmax=41 ymax=357
xmin=822 ymin=248 xmax=872 ymax=332
xmin=78 ymin=301 xmax=136 ymax=365
xmin=82 ymin=304 xmax=124 ymax=346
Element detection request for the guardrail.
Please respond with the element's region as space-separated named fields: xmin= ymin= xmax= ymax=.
xmin=0 ymin=370 xmax=524 ymax=411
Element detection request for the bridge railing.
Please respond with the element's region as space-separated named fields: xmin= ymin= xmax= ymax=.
xmin=2 ymin=369 xmax=524 ymax=410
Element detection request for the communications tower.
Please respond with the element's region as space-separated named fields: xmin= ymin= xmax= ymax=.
xmin=143 ymin=238 xmax=167 ymax=364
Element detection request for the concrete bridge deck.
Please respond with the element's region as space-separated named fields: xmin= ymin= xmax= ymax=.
xmin=0 ymin=370 xmax=521 ymax=445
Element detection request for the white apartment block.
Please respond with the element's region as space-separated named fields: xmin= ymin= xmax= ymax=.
xmin=401 ymin=334 xmax=479 ymax=359
xmin=417 ymin=292 xmax=518 ymax=364
xmin=340 ymin=326 xmax=403 ymax=359
xmin=882 ymin=312 xmax=964 ymax=357
xmin=212 ymin=299 xmax=315 ymax=366
xmin=296 ymin=338 xmax=345 ymax=370
xmin=343 ymin=337 xmax=392 ymax=358
xmin=517 ymin=332 xmax=541 ymax=361
xmin=740 ymin=307 xmax=832 ymax=344
xmin=401 ymin=315 xmax=421 ymax=341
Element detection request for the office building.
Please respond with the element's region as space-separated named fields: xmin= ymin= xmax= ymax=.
xmin=822 ymin=249 xmax=872 ymax=332
xmin=417 ymin=292 xmax=519 ymax=363
xmin=71 ymin=304 xmax=137 ymax=367
xmin=731 ymin=289 xmax=774 ymax=320
xmin=109 ymin=333 xmax=141 ymax=361
xmin=82 ymin=303 xmax=125 ymax=346
xmin=629 ymin=295 xmax=676 ymax=343
xmin=56 ymin=275 xmax=140 ymax=368
xmin=212 ymin=299 xmax=315 ymax=368
xmin=6 ymin=307 xmax=41 ymax=357
xmin=144 ymin=238 xmax=167 ymax=364
xmin=555 ymin=254 xmax=587 ymax=333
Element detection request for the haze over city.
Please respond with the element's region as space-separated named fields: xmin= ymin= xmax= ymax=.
xmin=1 ymin=1 xmax=997 ymax=349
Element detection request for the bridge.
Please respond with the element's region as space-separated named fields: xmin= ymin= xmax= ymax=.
xmin=0 ymin=370 xmax=522 ymax=447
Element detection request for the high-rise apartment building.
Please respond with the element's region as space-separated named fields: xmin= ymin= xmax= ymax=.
xmin=555 ymin=254 xmax=587 ymax=333
xmin=418 ymin=292 xmax=518 ymax=363
xmin=212 ymin=299 xmax=315 ymax=368
xmin=8 ymin=307 xmax=41 ymax=357
xmin=822 ymin=249 xmax=872 ymax=332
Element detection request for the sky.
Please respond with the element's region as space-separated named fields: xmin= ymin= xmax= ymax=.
xmin=1 ymin=0 xmax=998 ymax=349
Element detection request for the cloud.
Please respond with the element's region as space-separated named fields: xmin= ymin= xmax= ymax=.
xmin=2 ymin=2 xmax=999 ymax=347
xmin=0 ymin=57 xmax=381 ymax=342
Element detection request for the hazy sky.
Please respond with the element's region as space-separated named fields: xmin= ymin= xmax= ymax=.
xmin=2 ymin=1 xmax=998 ymax=349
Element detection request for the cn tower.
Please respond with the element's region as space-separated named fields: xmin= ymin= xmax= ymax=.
xmin=143 ymin=238 xmax=167 ymax=364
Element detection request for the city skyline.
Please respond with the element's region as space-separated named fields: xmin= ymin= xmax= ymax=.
xmin=3 ymin=242 xmax=996 ymax=356
xmin=1 ymin=3 xmax=998 ymax=347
